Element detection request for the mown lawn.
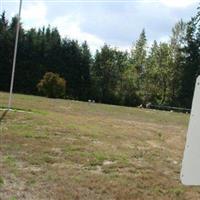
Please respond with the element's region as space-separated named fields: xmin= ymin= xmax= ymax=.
xmin=0 ymin=92 xmax=198 ymax=200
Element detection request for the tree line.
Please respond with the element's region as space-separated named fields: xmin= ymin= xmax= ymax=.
xmin=0 ymin=7 xmax=200 ymax=108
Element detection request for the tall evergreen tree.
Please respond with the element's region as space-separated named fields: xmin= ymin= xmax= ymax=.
xmin=92 ymin=45 xmax=128 ymax=104
xmin=1 ymin=10 xmax=200 ymax=108
xmin=144 ymin=42 xmax=173 ymax=105
xmin=180 ymin=8 xmax=200 ymax=107
xmin=130 ymin=29 xmax=147 ymax=99
xmin=130 ymin=29 xmax=147 ymax=74
xmin=169 ymin=20 xmax=187 ymax=106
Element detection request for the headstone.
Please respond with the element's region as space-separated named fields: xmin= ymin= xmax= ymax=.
xmin=181 ymin=76 xmax=200 ymax=185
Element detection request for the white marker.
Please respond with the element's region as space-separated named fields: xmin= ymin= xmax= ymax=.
xmin=181 ymin=75 xmax=200 ymax=185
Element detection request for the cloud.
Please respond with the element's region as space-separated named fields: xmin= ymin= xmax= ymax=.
xmin=52 ymin=15 xmax=104 ymax=53
xmin=78 ymin=3 xmax=174 ymax=47
xmin=19 ymin=1 xmax=104 ymax=53
xmin=5 ymin=0 xmax=197 ymax=53
xmin=160 ymin=0 xmax=197 ymax=8
xmin=21 ymin=1 xmax=47 ymax=29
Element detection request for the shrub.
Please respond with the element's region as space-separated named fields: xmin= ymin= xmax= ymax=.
xmin=37 ymin=72 xmax=66 ymax=98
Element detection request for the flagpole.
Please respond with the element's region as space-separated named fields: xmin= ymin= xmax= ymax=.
xmin=8 ymin=0 xmax=23 ymax=109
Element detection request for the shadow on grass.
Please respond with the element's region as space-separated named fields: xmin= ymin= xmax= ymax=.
xmin=0 ymin=109 xmax=9 ymax=123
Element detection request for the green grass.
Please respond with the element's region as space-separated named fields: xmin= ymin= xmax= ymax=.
xmin=0 ymin=176 xmax=4 ymax=187
xmin=9 ymin=197 xmax=17 ymax=200
xmin=0 ymin=91 xmax=197 ymax=200
xmin=3 ymin=155 xmax=16 ymax=167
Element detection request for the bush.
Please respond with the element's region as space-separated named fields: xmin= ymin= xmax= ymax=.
xmin=37 ymin=72 xmax=66 ymax=98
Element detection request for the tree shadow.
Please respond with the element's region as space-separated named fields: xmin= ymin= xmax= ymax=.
xmin=0 ymin=109 xmax=9 ymax=123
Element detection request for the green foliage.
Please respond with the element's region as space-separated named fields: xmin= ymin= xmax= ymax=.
xmin=0 ymin=176 xmax=4 ymax=187
xmin=0 ymin=13 xmax=91 ymax=100
xmin=179 ymin=8 xmax=200 ymax=107
xmin=127 ymin=29 xmax=147 ymax=105
xmin=120 ymin=67 xmax=141 ymax=106
xmin=130 ymin=29 xmax=147 ymax=74
xmin=37 ymin=72 xmax=66 ymax=98
xmin=168 ymin=20 xmax=186 ymax=106
xmin=0 ymin=8 xmax=200 ymax=108
xmin=144 ymin=42 xmax=173 ymax=104
xmin=91 ymin=44 xmax=129 ymax=104
xmin=9 ymin=197 xmax=17 ymax=200
xmin=141 ymin=21 xmax=187 ymax=106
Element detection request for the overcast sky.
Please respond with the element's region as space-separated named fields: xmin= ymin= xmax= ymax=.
xmin=1 ymin=0 xmax=199 ymax=53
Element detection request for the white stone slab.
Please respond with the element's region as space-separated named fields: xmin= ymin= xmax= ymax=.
xmin=181 ymin=76 xmax=200 ymax=185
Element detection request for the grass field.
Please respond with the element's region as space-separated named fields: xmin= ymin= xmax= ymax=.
xmin=0 ymin=92 xmax=199 ymax=200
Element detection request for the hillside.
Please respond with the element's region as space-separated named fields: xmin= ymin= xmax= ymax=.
xmin=0 ymin=92 xmax=198 ymax=200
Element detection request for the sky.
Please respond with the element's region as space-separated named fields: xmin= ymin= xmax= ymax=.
xmin=0 ymin=0 xmax=199 ymax=53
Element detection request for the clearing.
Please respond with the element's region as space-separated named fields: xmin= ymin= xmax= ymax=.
xmin=0 ymin=92 xmax=199 ymax=200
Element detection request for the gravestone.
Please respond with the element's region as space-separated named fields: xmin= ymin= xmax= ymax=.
xmin=181 ymin=76 xmax=200 ymax=185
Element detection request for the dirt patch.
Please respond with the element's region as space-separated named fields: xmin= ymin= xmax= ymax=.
xmin=103 ymin=160 xmax=117 ymax=166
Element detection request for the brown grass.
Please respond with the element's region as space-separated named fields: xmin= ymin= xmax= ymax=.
xmin=0 ymin=92 xmax=198 ymax=200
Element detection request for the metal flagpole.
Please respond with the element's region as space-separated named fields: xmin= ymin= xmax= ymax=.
xmin=8 ymin=0 xmax=23 ymax=110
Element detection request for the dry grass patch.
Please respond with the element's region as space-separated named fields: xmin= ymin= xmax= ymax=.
xmin=0 ymin=92 xmax=198 ymax=200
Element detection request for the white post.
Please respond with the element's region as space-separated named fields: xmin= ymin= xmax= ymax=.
xmin=8 ymin=0 xmax=23 ymax=109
